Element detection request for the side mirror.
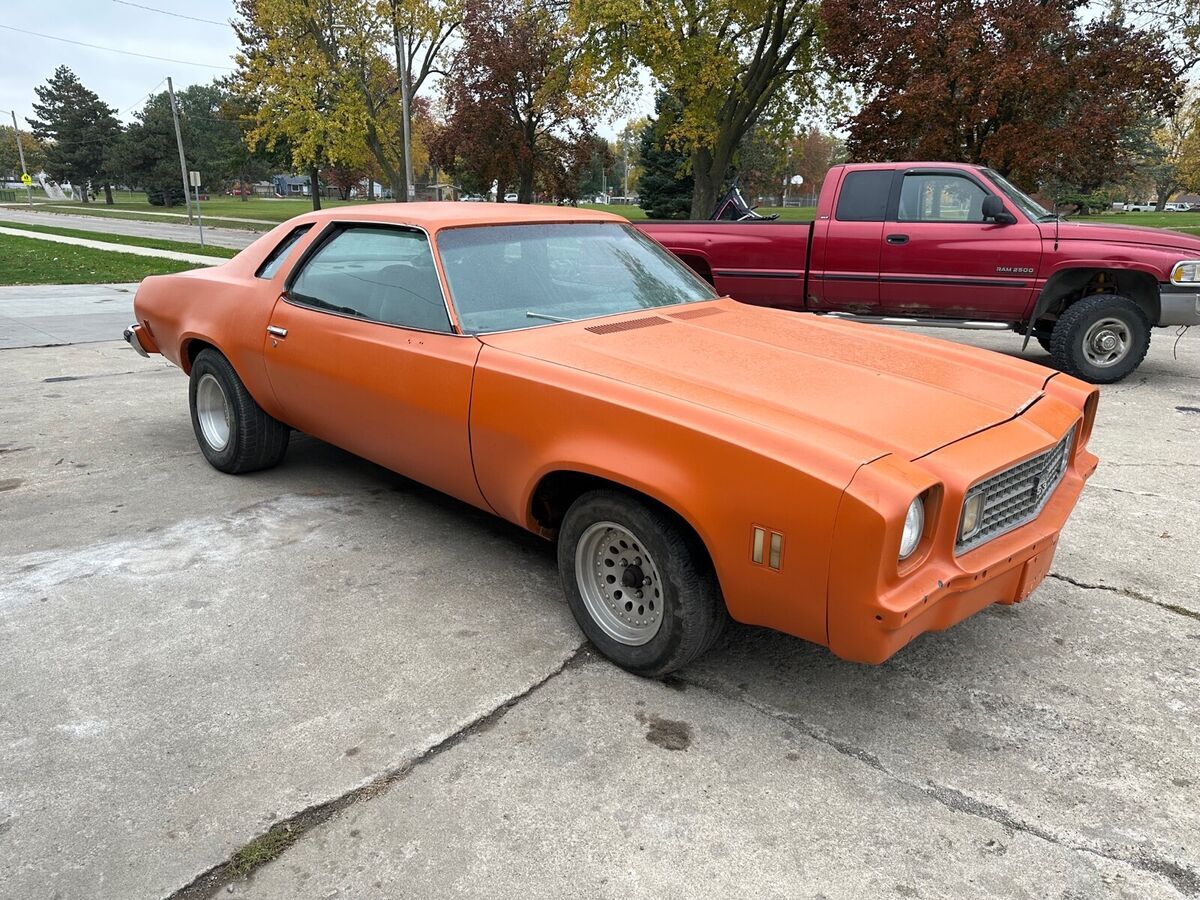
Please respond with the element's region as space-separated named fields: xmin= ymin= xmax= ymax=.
xmin=982 ymin=195 xmax=1017 ymax=224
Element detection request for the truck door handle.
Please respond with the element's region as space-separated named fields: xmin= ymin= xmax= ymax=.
xmin=266 ymin=325 xmax=288 ymax=338
xmin=886 ymin=234 xmax=909 ymax=245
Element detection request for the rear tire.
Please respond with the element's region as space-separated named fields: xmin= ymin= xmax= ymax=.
xmin=189 ymin=349 xmax=290 ymax=474
xmin=1049 ymin=294 xmax=1150 ymax=384
xmin=558 ymin=490 xmax=727 ymax=677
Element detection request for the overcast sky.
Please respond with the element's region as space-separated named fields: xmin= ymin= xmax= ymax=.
xmin=0 ymin=0 xmax=643 ymax=140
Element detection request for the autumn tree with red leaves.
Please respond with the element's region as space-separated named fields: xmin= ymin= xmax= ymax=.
xmin=822 ymin=0 xmax=1179 ymax=191
xmin=433 ymin=0 xmax=603 ymax=202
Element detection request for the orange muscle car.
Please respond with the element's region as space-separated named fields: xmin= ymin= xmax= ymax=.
xmin=124 ymin=204 xmax=1099 ymax=675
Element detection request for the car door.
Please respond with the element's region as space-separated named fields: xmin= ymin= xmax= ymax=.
xmin=807 ymin=168 xmax=893 ymax=313
xmin=262 ymin=222 xmax=487 ymax=509
xmin=878 ymin=168 xmax=1041 ymax=317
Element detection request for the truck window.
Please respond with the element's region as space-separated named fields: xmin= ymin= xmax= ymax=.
xmin=834 ymin=171 xmax=892 ymax=221
xmin=898 ymin=173 xmax=988 ymax=223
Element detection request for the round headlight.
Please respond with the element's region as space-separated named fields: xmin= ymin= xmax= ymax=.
xmin=899 ymin=496 xmax=925 ymax=560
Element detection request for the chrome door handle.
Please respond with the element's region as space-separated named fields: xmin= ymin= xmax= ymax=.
xmin=886 ymin=234 xmax=909 ymax=245
xmin=266 ymin=325 xmax=288 ymax=338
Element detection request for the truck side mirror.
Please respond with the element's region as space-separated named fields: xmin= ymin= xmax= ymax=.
xmin=982 ymin=195 xmax=1017 ymax=224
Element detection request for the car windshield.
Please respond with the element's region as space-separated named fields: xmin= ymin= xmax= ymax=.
xmin=983 ymin=168 xmax=1056 ymax=221
xmin=436 ymin=222 xmax=718 ymax=333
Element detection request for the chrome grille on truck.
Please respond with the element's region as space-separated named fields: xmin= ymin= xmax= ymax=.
xmin=957 ymin=430 xmax=1074 ymax=553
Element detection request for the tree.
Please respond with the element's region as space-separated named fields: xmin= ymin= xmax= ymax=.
xmin=1131 ymin=89 xmax=1200 ymax=209
xmin=637 ymin=93 xmax=693 ymax=219
xmin=0 ymin=126 xmax=48 ymax=180
xmin=789 ymin=128 xmax=842 ymax=199
xmin=232 ymin=0 xmax=457 ymax=204
xmin=576 ymin=0 xmax=823 ymax=216
xmin=437 ymin=0 xmax=602 ymax=203
xmin=27 ymin=66 xmax=122 ymax=204
xmin=822 ymin=1 xmax=1179 ymax=192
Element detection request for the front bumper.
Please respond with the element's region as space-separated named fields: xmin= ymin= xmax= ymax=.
xmin=1159 ymin=284 xmax=1200 ymax=327
xmin=826 ymin=383 xmax=1098 ymax=664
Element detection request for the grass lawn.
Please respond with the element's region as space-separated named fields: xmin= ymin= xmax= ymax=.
xmin=0 ymin=233 xmax=203 ymax=285
xmin=0 ymin=221 xmax=239 ymax=259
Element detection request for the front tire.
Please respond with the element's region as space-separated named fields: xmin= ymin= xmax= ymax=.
xmin=189 ymin=349 xmax=290 ymax=474
xmin=1049 ymin=294 xmax=1150 ymax=384
xmin=558 ymin=490 xmax=727 ymax=677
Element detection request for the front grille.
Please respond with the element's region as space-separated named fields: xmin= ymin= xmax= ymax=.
xmin=957 ymin=430 xmax=1074 ymax=553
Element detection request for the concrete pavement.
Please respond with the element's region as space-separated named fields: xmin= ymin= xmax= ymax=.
xmin=0 ymin=319 xmax=1196 ymax=899
xmin=0 ymin=206 xmax=263 ymax=250
xmin=0 ymin=283 xmax=139 ymax=349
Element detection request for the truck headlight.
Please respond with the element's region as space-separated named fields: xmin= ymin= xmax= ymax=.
xmin=899 ymin=497 xmax=925 ymax=560
xmin=1170 ymin=260 xmax=1200 ymax=284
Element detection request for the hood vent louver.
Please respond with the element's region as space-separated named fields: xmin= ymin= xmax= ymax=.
xmin=585 ymin=316 xmax=670 ymax=335
xmin=669 ymin=307 xmax=724 ymax=320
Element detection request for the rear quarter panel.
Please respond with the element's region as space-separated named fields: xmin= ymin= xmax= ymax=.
xmin=469 ymin=345 xmax=866 ymax=646
xmin=131 ymin=221 xmax=322 ymax=420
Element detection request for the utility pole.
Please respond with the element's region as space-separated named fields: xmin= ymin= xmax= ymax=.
xmin=10 ymin=110 xmax=31 ymax=207
xmin=391 ymin=6 xmax=414 ymax=201
xmin=166 ymin=77 xmax=194 ymax=223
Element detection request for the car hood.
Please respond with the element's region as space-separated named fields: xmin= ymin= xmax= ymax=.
xmin=1046 ymin=219 xmax=1200 ymax=254
xmin=479 ymin=299 xmax=1051 ymax=462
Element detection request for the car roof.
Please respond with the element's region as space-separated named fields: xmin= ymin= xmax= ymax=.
xmin=291 ymin=202 xmax=627 ymax=233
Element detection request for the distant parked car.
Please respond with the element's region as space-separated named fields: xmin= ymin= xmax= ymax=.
xmin=459 ymin=194 xmax=485 ymax=202
xmin=1125 ymin=201 xmax=1155 ymax=212
xmin=503 ymin=192 xmax=520 ymax=203
xmin=1164 ymin=202 xmax=1191 ymax=212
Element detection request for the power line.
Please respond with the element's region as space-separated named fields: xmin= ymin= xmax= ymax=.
xmin=110 ymin=0 xmax=229 ymax=27
xmin=0 ymin=24 xmax=234 ymax=70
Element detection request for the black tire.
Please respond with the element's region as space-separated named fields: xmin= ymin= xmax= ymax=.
xmin=558 ymin=489 xmax=727 ymax=677
xmin=188 ymin=348 xmax=290 ymax=474
xmin=1049 ymin=294 xmax=1151 ymax=384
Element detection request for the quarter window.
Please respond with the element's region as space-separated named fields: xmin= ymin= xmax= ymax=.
xmin=256 ymin=224 xmax=313 ymax=279
xmin=287 ymin=225 xmax=451 ymax=333
xmin=898 ymin=173 xmax=989 ymax=222
xmin=834 ymin=170 xmax=893 ymax=222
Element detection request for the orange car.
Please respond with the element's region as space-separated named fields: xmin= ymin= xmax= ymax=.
xmin=125 ymin=204 xmax=1099 ymax=675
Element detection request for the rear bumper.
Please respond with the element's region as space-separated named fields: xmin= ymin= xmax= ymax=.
xmin=123 ymin=323 xmax=158 ymax=357
xmin=1158 ymin=285 xmax=1200 ymax=327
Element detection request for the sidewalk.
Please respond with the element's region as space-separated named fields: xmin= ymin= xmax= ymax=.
xmin=0 ymin=225 xmax=229 ymax=266
xmin=0 ymin=206 xmax=259 ymax=250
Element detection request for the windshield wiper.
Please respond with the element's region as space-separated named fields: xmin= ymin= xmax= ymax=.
xmin=526 ymin=311 xmax=571 ymax=323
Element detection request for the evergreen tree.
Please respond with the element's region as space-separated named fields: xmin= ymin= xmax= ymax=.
xmin=637 ymin=93 xmax=693 ymax=219
xmin=27 ymin=66 xmax=121 ymax=204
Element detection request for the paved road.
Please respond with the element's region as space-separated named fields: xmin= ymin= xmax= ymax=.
xmin=0 ymin=311 xmax=1197 ymax=899
xmin=0 ymin=206 xmax=262 ymax=250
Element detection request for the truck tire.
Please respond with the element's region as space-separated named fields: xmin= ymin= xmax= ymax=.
xmin=189 ymin=348 xmax=290 ymax=473
xmin=1049 ymin=294 xmax=1150 ymax=384
xmin=558 ymin=489 xmax=727 ymax=677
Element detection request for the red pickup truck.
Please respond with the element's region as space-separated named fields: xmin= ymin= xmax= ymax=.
xmin=636 ymin=162 xmax=1200 ymax=383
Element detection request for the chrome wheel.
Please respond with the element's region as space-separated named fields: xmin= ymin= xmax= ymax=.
xmin=195 ymin=372 xmax=232 ymax=451
xmin=574 ymin=521 xmax=665 ymax=646
xmin=1082 ymin=317 xmax=1131 ymax=368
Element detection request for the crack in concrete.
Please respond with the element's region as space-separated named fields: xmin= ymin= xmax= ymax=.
xmin=682 ymin=673 xmax=1199 ymax=898
xmin=1047 ymin=572 xmax=1200 ymax=622
xmin=162 ymin=644 xmax=590 ymax=900
xmin=1089 ymin=482 xmax=1200 ymax=504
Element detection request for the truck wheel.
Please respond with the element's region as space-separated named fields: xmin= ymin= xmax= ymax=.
xmin=1033 ymin=331 xmax=1053 ymax=354
xmin=558 ymin=489 xmax=727 ymax=677
xmin=189 ymin=348 xmax=290 ymax=474
xmin=1049 ymin=294 xmax=1150 ymax=384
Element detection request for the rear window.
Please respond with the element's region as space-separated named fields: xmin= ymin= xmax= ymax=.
xmin=256 ymin=224 xmax=313 ymax=279
xmin=834 ymin=171 xmax=893 ymax=222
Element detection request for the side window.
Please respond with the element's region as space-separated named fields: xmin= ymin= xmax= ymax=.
xmin=288 ymin=225 xmax=452 ymax=333
xmin=898 ymin=174 xmax=988 ymax=222
xmin=834 ymin=170 xmax=892 ymax=222
xmin=256 ymin=224 xmax=313 ymax=279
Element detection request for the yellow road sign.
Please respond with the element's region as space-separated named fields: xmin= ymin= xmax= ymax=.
xmin=21 ymin=173 xmax=32 ymax=186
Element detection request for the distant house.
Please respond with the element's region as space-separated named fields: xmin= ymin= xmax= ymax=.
xmin=272 ymin=174 xmax=310 ymax=197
